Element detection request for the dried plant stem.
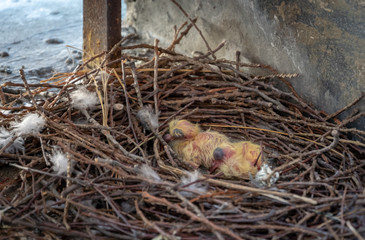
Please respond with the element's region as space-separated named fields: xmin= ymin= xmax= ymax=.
xmin=206 ymin=178 xmax=317 ymax=205
xmin=153 ymin=39 xmax=160 ymax=114
xmin=142 ymin=191 xmax=243 ymax=240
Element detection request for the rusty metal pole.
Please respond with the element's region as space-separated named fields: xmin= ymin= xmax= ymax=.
xmin=83 ymin=0 xmax=121 ymax=68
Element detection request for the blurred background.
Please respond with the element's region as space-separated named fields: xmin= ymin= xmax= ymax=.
xmin=0 ymin=0 xmax=126 ymax=83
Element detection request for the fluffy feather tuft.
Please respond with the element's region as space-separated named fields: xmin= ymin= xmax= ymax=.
xmin=11 ymin=113 xmax=45 ymax=135
xmin=254 ymin=163 xmax=280 ymax=187
xmin=70 ymin=87 xmax=99 ymax=110
xmin=136 ymin=106 xmax=159 ymax=131
xmin=0 ymin=127 xmax=24 ymax=153
xmin=49 ymin=149 xmax=69 ymax=175
xmin=136 ymin=164 xmax=161 ymax=182
xmin=180 ymin=170 xmax=207 ymax=197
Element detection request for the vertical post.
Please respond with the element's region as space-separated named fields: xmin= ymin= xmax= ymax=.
xmin=83 ymin=0 xmax=121 ymax=68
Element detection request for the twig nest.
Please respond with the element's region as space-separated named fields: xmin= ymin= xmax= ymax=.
xmin=136 ymin=164 xmax=161 ymax=182
xmin=113 ymin=103 xmax=124 ymax=111
xmin=180 ymin=170 xmax=208 ymax=197
xmin=0 ymin=127 xmax=24 ymax=153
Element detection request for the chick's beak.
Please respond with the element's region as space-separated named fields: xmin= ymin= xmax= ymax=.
xmin=163 ymin=128 xmax=186 ymax=143
xmin=253 ymin=151 xmax=262 ymax=169
xmin=163 ymin=133 xmax=173 ymax=143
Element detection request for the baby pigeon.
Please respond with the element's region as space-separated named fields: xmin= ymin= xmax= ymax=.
xmin=164 ymin=119 xmax=229 ymax=168
xmin=211 ymin=141 xmax=263 ymax=177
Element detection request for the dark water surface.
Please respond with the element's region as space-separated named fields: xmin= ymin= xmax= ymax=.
xmin=0 ymin=0 xmax=126 ymax=83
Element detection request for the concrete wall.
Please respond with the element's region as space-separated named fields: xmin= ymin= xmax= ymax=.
xmin=124 ymin=0 xmax=365 ymax=130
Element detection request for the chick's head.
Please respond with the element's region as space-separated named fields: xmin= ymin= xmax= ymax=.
xmin=233 ymin=141 xmax=262 ymax=169
xmin=168 ymin=120 xmax=201 ymax=140
xmin=163 ymin=120 xmax=201 ymax=164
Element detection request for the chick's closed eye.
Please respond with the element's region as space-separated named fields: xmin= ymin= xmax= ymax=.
xmin=172 ymin=128 xmax=185 ymax=138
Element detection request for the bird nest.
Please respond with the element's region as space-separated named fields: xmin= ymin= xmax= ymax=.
xmin=0 ymin=27 xmax=364 ymax=239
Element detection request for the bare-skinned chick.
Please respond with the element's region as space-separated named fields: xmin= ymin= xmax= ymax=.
xmin=210 ymin=141 xmax=263 ymax=177
xmin=164 ymin=120 xmax=229 ymax=168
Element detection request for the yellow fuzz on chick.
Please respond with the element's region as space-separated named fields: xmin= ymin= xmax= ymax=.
xmin=168 ymin=119 xmax=201 ymax=139
xmin=165 ymin=120 xmax=229 ymax=168
xmin=211 ymin=141 xmax=263 ymax=177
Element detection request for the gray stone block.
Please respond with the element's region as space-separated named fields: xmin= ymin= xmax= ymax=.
xmin=124 ymin=0 xmax=365 ymax=130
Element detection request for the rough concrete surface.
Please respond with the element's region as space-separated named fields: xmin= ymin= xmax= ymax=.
xmin=124 ymin=0 xmax=365 ymax=130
